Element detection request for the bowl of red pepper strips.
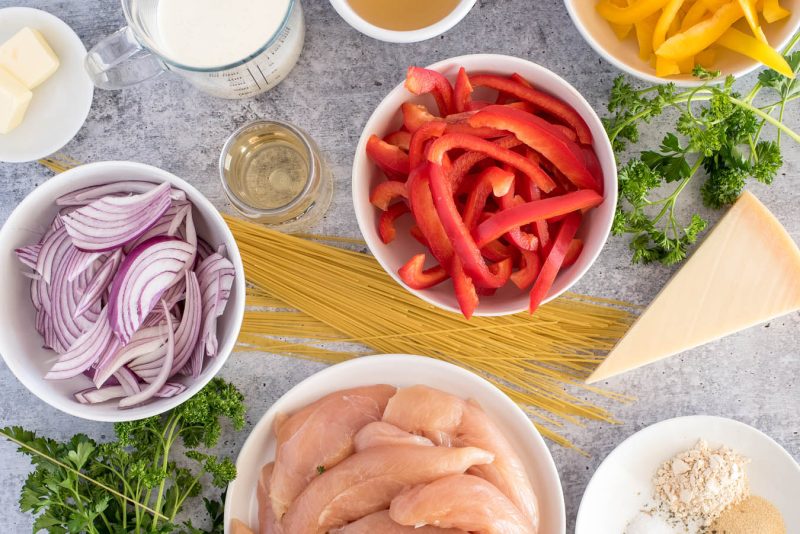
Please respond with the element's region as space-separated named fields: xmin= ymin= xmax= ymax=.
xmin=352 ymin=55 xmax=617 ymax=319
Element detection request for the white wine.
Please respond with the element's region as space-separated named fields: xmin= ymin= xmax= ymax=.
xmin=220 ymin=120 xmax=333 ymax=231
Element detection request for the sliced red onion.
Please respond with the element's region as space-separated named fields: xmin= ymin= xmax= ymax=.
xmin=56 ymin=181 xmax=187 ymax=206
xmin=63 ymin=182 xmax=173 ymax=252
xmin=75 ymin=381 xmax=186 ymax=404
xmin=108 ymin=236 xmax=195 ymax=344
xmin=119 ymin=301 xmax=174 ymax=408
xmin=50 ymin=246 xmax=101 ymax=349
xmin=94 ymin=324 xmax=170 ymax=387
xmin=66 ymin=250 xmax=105 ymax=282
xmin=45 ymin=308 xmax=117 ymax=380
xmin=15 ymin=244 xmax=41 ymax=270
xmin=123 ymin=201 xmax=191 ymax=253
xmin=76 ymin=250 xmax=122 ymax=318
xmin=35 ymin=225 xmax=70 ymax=284
xmin=196 ymin=253 xmax=235 ymax=357
xmin=113 ymin=367 xmax=141 ymax=396
xmin=196 ymin=238 xmax=214 ymax=263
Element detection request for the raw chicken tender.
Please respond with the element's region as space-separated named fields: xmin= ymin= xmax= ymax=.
xmin=354 ymin=421 xmax=434 ymax=451
xmin=281 ymin=444 xmax=494 ymax=534
xmin=390 ymin=474 xmax=536 ymax=534
xmin=458 ymin=399 xmax=539 ymax=529
xmin=230 ymin=518 xmax=255 ymax=534
xmin=331 ymin=510 xmax=466 ymax=533
xmin=382 ymin=385 xmax=464 ymax=445
xmin=274 ymin=385 xmax=396 ymax=450
xmin=271 ymin=394 xmax=384 ymax=518
xmin=256 ymin=463 xmax=282 ymax=534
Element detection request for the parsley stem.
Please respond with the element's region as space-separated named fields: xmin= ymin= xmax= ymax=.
xmin=729 ymin=96 xmax=800 ymax=144
xmin=0 ymin=429 xmax=168 ymax=521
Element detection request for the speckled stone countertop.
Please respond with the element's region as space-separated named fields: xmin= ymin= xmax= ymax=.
xmin=0 ymin=1 xmax=798 ymax=532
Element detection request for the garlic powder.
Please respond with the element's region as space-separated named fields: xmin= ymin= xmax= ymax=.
xmin=653 ymin=439 xmax=749 ymax=526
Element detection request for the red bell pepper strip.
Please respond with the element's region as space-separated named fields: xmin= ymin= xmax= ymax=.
xmin=428 ymin=162 xmax=510 ymax=289
xmin=406 ymin=165 xmax=454 ymax=270
xmin=405 ymin=66 xmax=455 ymax=116
xmin=462 ymin=167 xmax=515 ymax=229
xmin=370 ymin=180 xmax=408 ymax=211
xmin=528 ymin=212 xmax=582 ymax=314
xmin=497 ymin=188 xmax=540 ymax=252
xmin=367 ymin=134 xmax=411 ymax=180
xmin=562 ymin=238 xmax=584 ymax=268
xmin=409 ymin=225 xmax=428 ymax=247
xmin=517 ymin=158 xmax=551 ymax=251
xmin=510 ymin=72 xmax=534 ymax=88
xmin=378 ymin=202 xmax=410 ymax=244
xmin=467 ymin=100 xmax=492 ymax=111
xmin=383 ymin=130 xmax=412 ymax=151
xmin=468 ymin=74 xmax=593 ymax=145
xmin=427 ymin=133 xmax=557 ymax=193
xmin=510 ymin=248 xmax=541 ymax=290
xmin=468 ymin=106 xmax=599 ymax=192
xmin=449 ymin=135 xmax=524 ymax=190
xmin=473 ymin=189 xmax=603 ymax=248
xmin=398 ymin=254 xmax=449 ymax=289
xmin=454 ymin=67 xmax=473 ymax=113
xmin=444 ymin=122 xmax=506 ymax=138
xmin=409 ymin=121 xmax=447 ymax=169
xmin=482 ymin=239 xmax=515 ymax=261
xmin=451 ymin=257 xmax=478 ymax=319
xmin=402 ymin=103 xmax=438 ymax=133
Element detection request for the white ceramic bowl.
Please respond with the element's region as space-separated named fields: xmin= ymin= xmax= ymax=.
xmin=576 ymin=415 xmax=800 ymax=533
xmin=0 ymin=7 xmax=94 ymax=163
xmin=352 ymin=54 xmax=617 ymax=316
xmin=328 ymin=0 xmax=476 ymax=43
xmin=564 ymin=0 xmax=800 ymax=87
xmin=224 ymin=354 xmax=566 ymax=534
xmin=0 ymin=161 xmax=246 ymax=422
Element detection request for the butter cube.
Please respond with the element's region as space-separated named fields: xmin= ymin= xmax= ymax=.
xmin=0 ymin=27 xmax=60 ymax=89
xmin=0 ymin=67 xmax=32 ymax=134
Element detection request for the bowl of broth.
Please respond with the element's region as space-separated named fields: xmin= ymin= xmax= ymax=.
xmin=329 ymin=0 xmax=476 ymax=43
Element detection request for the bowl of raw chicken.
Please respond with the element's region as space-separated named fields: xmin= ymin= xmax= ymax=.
xmin=224 ymin=354 xmax=565 ymax=534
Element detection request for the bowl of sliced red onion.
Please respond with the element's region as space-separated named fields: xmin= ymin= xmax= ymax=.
xmin=0 ymin=161 xmax=245 ymax=421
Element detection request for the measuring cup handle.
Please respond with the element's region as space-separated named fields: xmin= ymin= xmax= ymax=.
xmin=85 ymin=27 xmax=165 ymax=90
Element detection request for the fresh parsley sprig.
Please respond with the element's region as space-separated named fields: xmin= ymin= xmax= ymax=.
xmin=2 ymin=378 xmax=245 ymax=534
xmin=604 ymin=33 xmax=800 ymax=265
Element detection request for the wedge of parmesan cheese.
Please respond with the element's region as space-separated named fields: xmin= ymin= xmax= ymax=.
xmin=587 ymin=192 xmax=800 ymax=384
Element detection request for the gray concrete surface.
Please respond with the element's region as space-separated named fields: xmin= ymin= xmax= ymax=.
xmin=0 ymin=0 xmax=798 ymax=532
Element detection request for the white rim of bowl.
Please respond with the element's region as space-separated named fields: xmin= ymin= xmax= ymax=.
xmin=574 ymin=414 xmax=800 ymax=532
xmin=563 ymin=0 xmax=800 ymax=87
xmin=328 ymin=0 xmax=477 ymax=43
xmin=0 ymin=161 xmax=246 ymax=422
xmin=224 ymin=353 xmax=566 ymax=534
xmin=351 ymin=53 xmax=617 ymax=316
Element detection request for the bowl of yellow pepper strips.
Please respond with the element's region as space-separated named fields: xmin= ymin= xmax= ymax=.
xmin=565 ymin=0 xmax=799 ymax=86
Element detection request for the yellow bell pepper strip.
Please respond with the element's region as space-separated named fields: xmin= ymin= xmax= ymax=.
xmin=656 ymin=56 xmax=681 ymax=76
xmin=677 ymin=55 xmax=695 ymax=73
xmin=609 ymin=0 xmax=634 ymax=38
xmin=716 ymin=27 xmax=795 ymax=77
xmin=656 ymin=1 xmax=744 ymax=59
xmin=596 ymin=0 xmax=672 ymax=25
xmin=681 ymin=0 xmax=708 ymax=30
xmin=633 ymin=11 xmax=659 ymax=60
xmin=653 ymin=0 xmax=686 ymax=50
xmin=762 ymin=0 xmax=791 ymax=22
xmin=695 ymin=47 xmax=717 ymax=66
xmin=737 ymin=0 xmax=767 ymax=42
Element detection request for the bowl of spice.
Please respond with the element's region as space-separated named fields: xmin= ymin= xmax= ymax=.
xmin=328 ymin=0 xmax=477 ymax=43
xmin=576 ymin=415 xmax=799 ymax=534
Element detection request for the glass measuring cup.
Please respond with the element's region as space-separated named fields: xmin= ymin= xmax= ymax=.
xmin=85 ymin=0 xmax=305 ymax=99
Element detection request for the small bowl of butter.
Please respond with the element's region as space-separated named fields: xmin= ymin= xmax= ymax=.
xmin=328 ymin=0 xmax=477 ymax=43
xmin=0 ymin=7 xmax=93 ymax=163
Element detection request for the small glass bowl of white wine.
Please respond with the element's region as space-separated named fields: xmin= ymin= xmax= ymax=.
xmin=219 ymin=120 xmax=333 ymax=232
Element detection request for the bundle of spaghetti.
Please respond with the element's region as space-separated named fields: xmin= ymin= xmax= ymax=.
xmin=226 ymin=215 xmax=636 ymax=448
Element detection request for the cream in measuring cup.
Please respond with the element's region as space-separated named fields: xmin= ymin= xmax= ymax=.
xmin=86 ymin=0 xmax=305 ymax=99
